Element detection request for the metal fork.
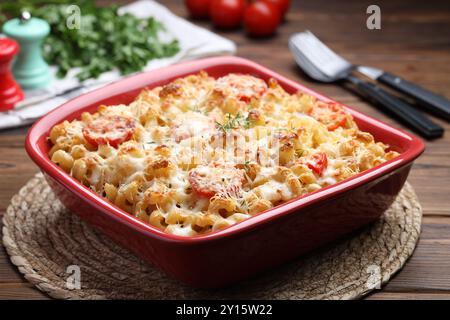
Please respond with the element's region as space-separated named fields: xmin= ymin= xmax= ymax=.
xmin=289 ymin=31 xmax=443 ymax=139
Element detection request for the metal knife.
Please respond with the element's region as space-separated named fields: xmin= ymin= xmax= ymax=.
xmin=357 ymin=66 xmax=450 ymax=121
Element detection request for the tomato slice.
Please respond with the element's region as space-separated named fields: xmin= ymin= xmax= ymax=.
xmin=215 ymin=74 xmax=267 ymax=102
xmin=188 ymin=165 xmax=245 ymax=198
xmin=309 ymin=102 xmax=348 ymax=131
xmin=82 ymin=115 xmax=136 ymax=148
xmin=298 ymin=152 xmax=328 ymax=176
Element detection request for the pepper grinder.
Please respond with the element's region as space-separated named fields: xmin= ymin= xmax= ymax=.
xmin=0 ymin=38 xmax=24 ymax=111
xmin=2 ymin=11 xmax=52 ymax=90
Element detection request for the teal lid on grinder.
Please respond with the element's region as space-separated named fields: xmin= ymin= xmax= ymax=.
xmin=2 ymin=12 xmax=52 ymax=90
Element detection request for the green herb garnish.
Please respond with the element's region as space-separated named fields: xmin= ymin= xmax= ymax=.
xmin=0 ymin=0 xmax=180 ymax=81
xmin=243 ymin=160 xmax=251 ymax=171
xmin=215 ymin=112 xmax=250 ymax=133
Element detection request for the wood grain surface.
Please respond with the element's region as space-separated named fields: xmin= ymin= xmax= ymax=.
xmin=0 ymin=0 xmax=449 ymax=300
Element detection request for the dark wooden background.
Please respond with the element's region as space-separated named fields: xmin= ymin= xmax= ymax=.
xmin=1 ymin=0 xmax=449 ymax=299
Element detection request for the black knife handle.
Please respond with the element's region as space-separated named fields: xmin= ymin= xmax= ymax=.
xmin=346 ymin=75 xmax=443 ymax=139
xmin=378 ymin=72 xmax=450 ymax=121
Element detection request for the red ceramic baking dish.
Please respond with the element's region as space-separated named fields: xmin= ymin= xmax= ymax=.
xmin=26 ymin=56 xmax=424 ymax=288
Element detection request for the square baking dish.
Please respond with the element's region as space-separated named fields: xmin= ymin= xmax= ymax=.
xmin=26 ymin=56 xmax=425 ymax=288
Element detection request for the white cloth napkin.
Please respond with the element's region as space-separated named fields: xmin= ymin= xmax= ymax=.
xmin=0 ymin=0 xmax=236 ymax=130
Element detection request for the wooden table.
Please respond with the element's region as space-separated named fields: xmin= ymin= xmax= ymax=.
xmin=1 ymin=0 xmax=449 ymax=300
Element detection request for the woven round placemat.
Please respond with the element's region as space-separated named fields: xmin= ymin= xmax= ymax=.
xmin=2 ymin=173 xmax=421 ymax=300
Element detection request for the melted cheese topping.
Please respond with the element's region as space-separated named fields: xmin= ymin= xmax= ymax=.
xmin=48 ymin=72 xmax=399 ymax=236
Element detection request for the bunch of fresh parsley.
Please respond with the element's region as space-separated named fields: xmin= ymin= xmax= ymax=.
xmin=0 ymin=0 xmax=180 ymax=81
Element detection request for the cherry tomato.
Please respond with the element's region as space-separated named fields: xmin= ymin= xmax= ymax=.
xmin=298 ymin=152 xmax=328 ymax=176
xmin=189 ymin=165 xmax=245 ymax=197
xmin=308 ymin=102 xmax=349 ymax=131
xmin=82 ymin=115 xmax=136 ymax=148
xmin=214 ymin=73 xmax=268 ymax=102
xmin=210 ymin=0 xmax=246 ymax=29
xmin=307 ymin=152 xmax=328 ymax=176
xmin=261 ymin=0 xmax=290 ymax=19
xmin=244 ymin=1 xmax=281 ymax=37
xmin=185 ymin=0 xmax=211 ymax=19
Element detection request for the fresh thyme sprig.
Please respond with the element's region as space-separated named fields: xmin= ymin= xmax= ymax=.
xmin=215 ymin=112 xmax=251 ymax=133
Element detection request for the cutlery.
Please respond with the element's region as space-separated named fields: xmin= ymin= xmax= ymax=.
xmin=15 ymin=85 xmax=85 ymax=109
xmin=357 ymin=65 xmax=450 ymax=121
xmin=289 ymin=31 xmax=444 ymax=139
xmin=14 ymin=79 xmax=112 ymax=110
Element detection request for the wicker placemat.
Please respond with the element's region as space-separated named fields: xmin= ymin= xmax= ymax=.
xmin=2 ymin=173 xmax=422 ymax=300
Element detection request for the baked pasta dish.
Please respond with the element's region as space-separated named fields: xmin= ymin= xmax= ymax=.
xmin=48 ymin=72 xmax=399 ymax=236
